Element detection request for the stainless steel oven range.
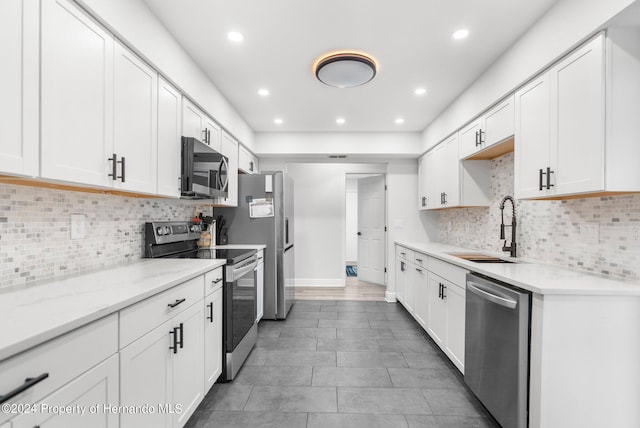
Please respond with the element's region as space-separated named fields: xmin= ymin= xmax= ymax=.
xmin=145 ymin=221 xmax=258 ymax=381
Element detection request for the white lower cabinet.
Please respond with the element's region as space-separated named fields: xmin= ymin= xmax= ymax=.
xmin=413 ymin=266 xmax=428 ymax=328
xmin=120 ymin=299 xmax=204 ymax=428
xmin=12 ymin=355 xmax=119 ymax=428
xmin=394 ymin=245 xmax=466 ymax=373
xmin=204 ymin=288 xmax=223 ymax=391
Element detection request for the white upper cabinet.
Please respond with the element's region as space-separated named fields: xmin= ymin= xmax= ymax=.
xmin=218 ymin=130 xmax=238 ymax=207
xmin=238 ymin=144 xmax=258 ymax=174
xmin=157 ymin=77 xmax=182 ymax=197
xmin=514 ymin=72 xmax=552 ymax=199
xmin=40 ymin=0 xmax=114 ymax=187
xmin=0 ymin=0 xmax=38 ymax=177
xmin=459 ymin=95 xmax=514 ymax=160
xmin=113 ymin=41 xmax=158 ymax=194
xmin=418 ymin=133 xmax=489 ymax=210
xmin=515 ymin=31 xmax=640 ymax=199
xmin=182 ymin=98 xmax=221 ymax=151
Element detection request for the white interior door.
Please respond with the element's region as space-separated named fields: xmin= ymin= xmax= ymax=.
xmin=357 ymin=175 xmax=386 ymax=285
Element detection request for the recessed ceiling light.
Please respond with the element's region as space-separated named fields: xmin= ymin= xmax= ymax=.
xmin=395 ymin=118 xmax=405 ymax=124
xmin=258 ymin=88 xmax=270 ymax=97
xmin=336 ymin=117 xmax=346 ymax=125
xmin=314 ymin=51 xmax=378 ymax=88
xmin=414 ymin=87 xmax=427 ymax=96
xmin=274 ymin=118 xmax=283 ymax=125
xmin=227 ymin=31 xmax=244 ymax=43
xmin=452 ymin=29 xmax=469 ymax=40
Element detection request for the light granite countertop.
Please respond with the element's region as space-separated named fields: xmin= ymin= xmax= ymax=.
xmin=396 ymin=241 xmax=640 ymax=296
xmin=0 ymin=258 xmax=226 ymax=362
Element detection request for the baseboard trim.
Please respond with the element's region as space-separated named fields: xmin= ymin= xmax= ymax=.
xmin=385 ymin=290 xmax=397 ymax=303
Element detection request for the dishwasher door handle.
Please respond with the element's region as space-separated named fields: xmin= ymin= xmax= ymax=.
xmin=467 ymin=282 xmax=518 ymax=309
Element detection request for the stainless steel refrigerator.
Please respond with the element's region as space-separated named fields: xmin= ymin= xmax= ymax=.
xmin=216 ymin=171 xmax=294 ymax=319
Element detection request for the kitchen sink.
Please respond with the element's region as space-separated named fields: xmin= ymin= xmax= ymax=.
xmin=446 ymin=252 xmax=515 ymax=264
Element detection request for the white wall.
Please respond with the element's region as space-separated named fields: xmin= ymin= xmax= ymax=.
xmin=261 ymin=155 xmax=432 ymax=300
xmin=76 ymin=0 xmax=255 ymax=149
xmin=421 ymin=0 xmax=637 ymax=151
xmin=256 ymin=132 xmax=422 ymax=157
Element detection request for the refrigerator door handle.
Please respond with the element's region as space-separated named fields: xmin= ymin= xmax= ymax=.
xmin=285 ymin=218 xmax=289 ymax=245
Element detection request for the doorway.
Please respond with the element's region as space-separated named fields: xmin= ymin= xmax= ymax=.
xmin=345 ymin=173 xmax=387 ymax=291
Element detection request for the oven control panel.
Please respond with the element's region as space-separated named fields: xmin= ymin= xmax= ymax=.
xmin=145 ymin=221 xmax=202 ymax=245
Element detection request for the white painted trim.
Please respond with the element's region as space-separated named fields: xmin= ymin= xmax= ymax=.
xmin=385 ymin=290 xmax=397 ymax=303
xmin=295 ymin=279 xmax=345 ymax=287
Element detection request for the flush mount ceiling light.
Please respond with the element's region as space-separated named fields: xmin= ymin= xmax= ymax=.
xmin=314 ymin=51 xmax=378 ymax=88
xmin=227 ymin=31 xmax=244 ymax=43
xmin=452 ymin=29 xmax=470 ymax=40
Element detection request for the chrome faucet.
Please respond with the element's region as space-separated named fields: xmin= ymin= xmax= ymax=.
xmin=499 ymin=195 xmax=517 ymax=257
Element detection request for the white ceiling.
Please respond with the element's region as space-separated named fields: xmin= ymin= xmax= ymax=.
xmin=143 ymin=0 xmax=559 ymax=133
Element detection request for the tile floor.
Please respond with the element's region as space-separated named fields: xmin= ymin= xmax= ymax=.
xmin=185 ymin=300 xmax=500 ymax=428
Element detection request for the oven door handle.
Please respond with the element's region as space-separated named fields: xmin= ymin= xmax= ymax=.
xmin=231 ymin=256 xmax=258 ymax=279
xmin=467 ymin=282 xmax=517 ymax=309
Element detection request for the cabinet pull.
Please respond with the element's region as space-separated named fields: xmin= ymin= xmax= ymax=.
xmin=212 ymin=278 xmax=223 ymax=285
xmin=207 ymin=302 xmax=214 ymax=322
xmin=118 ymin=156 xmax=125 ymax=182
xmin=539 ymin=168 xmax=544 ymax=191
xmin=400 ymin=261 xmax=405 ymax=272
xmin=475 ymin=130 xmax=479 ymax=146
xmin=108 ymin=154 xmax=118 ymax=180
xmin=438 ymin=283 xmax=442 ymax=299
xmin=178 ymin=322 xmax=184 ymax=349
xmin=203 ymin=128 xmax=209 ymax=145
xmin=442 ymin=192 xmax=447 ymax=205
xmin=416 ymin=268 xmax=422 ymax=273
xmin=168 ymin=298 xmax=186 ymax=308
xmin=415 ymin=258 xmax=423 ymax=262
xmin=249 ymin=161 xmax=254 ymax=172
xmin=169 ymin=327 xmax=178 ymax=354
xmin=479 ymin=129 xmax=485 ymax=145
xmin=546 ymin=167 xmax=554 ymax=190
xmin=421 ymin=196 xmax=426 ymax=207
xmin=442 ymin=285 xmax=447 ymax=299
xmin=0 ymin=373 xmax=49 ymax=404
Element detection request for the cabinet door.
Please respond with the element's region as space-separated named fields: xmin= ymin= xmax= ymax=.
xmin=552 ymin=34 xmax=605 ymax=195
xmin=514 ymin=72 xmax=552 ymax=199
xmin=113 ymin=41 xmax=158 ymax=193
xmin=120 ymin=320 xmax=171 ymax=428
xmin=182 ymin=98 xmax=206 ymax=141
xmin=256 ymin=258 xmax=264 ymax=322
xmin=219 ymin=131 xmax=239 ymax=207
xmin=403 ymin=262 xmax=415 ymax=315
xmin=423 ymin=147 xmax=442 ymax=210
xmin=40 ymin=0 xmax=113 ymax=187
xmin=483 ymin=95 xmax=515 ymax=149
xmin=444 ymin=281 xmax=465 ymax=373
xmin=395 ymin=257 xmax=406 ymax=303
xmin=413 ymin=266 xmax=428 ymax=328
xmin=0 ymin=0 xmax=38 ymax=176
xmin=157 ymin=77 xmax=182 ymax=197
xmin=204 ymin=117 xmax=221 ymax=152
xmin=204 ymin=288 xmax=223 ymax=391
xmin=171 ymin=302 xmax=204 ymax=427
xmin=238 ymin=145 xmax=251 ymax=174
xmin=417 ymin=153 xmax=429 ymax=209
xmin=13 ymin=355 xmax=119 ymax=428
xmin=426 ymin=272 xmax=445 ymax=348
xmin=441 ymin=134 xmax=460 ymax=207
xmin=458 ymin=119 xmax=482 ymax=160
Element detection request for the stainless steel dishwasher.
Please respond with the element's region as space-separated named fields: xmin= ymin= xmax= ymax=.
xmin=464 ymin=273 xmax=531 ymax=428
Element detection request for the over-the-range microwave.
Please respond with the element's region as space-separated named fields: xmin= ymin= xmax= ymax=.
xmin=181 ymin=136 xmax=229 ymax=199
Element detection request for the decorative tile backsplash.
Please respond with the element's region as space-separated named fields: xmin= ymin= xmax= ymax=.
xmin=438 ymin=153 xmax=640 ymax=280
xmin=0 ymin=184 xmax=210 ymax=289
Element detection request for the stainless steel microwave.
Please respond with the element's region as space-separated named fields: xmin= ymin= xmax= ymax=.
xmin=181 ymin=136 xmax=229 ymax=199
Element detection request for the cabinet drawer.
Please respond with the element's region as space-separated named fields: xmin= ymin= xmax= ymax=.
xmin=0 ymin=314 xmax=117 ymax=423
xmin=120 ymin=275 xmax=204 ymax=348
xmin=204 ymin=267 xmax=224 ymax=296
xmin=395 ymin=246 xmax=414 ymax=261
xmin=429 ymin=258 xmax=468 ymax=287
xmin=413 ymin=252 xmax=428 ymax=268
